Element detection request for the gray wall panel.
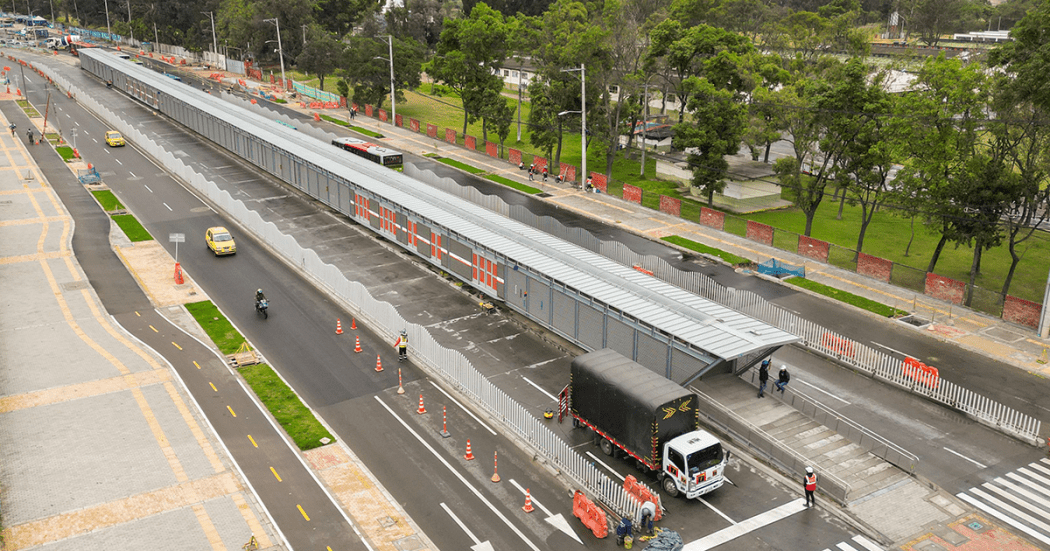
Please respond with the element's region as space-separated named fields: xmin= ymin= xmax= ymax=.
xmin=578 ymin=303 xmax=603 ymax=351
xmin=606 ymin=317 xmax=635 ymax=361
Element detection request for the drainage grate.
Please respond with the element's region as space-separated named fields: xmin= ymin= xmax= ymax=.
xmin=898 ymin=315 xmax=931 ymax=328
xmin=393 ymin=535 xmax=425 ymax=551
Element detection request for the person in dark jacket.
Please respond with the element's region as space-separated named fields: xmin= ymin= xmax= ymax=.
xmin=758 ymin=360 xmax=770 ymax=398
xmin=775 ymin=365 xmax=790 ymax=394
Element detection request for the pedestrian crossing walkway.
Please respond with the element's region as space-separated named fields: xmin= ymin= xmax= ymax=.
xmin=819 ymin=534 xmax=882 ymax=551
xmin=956 ymin=458 xmax=1050 ymax=548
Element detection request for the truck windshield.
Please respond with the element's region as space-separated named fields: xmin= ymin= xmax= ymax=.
xmin=687 ymin=443 xmax=723 ymax=474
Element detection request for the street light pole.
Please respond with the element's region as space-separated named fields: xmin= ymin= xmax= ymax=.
xmin=125 ymin=0 xmax=132 ymax=41
xmin=263 ymin=18 xmax=286 ymax=93
xmin=640 ymin=80 xmax=650 ymax=177
xmin=202 ymin=11 xmax=216 ymax=54
xmin=561 ymin=64 xmax=586 ymax=183
xmin=387 ymin=34 xmax=395 ymax=124
xmin=103 ymin=0 xmax=111 ymax=37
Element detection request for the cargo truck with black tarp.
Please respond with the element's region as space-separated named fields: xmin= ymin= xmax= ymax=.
xmin=567 ymin=349 xmax=727 ymax=498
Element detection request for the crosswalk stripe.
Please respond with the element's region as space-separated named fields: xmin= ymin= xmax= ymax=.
xmin=982 ymin=482 xmax=1050 ymax=522
xmin=1027 ymin=462 xmax=1050 ymax=479
xmin=970 ymin=487 xmax=1050 ymax=536
xmin=851 ymin=534 xmax=884 ymax=551
xmin=994 ymin=477 xmax=1050 ymax=516
xmin=835 ymin=543 xmax=858 ymax=550
xmin=1011 ymin=471 xmax=1050 ymax=497
xmin=682 ymin=499 xmax=806 ymax=551
xmin=957 ymin=492 xmax=1050 ymax=547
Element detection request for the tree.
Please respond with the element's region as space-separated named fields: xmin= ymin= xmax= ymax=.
xmin=341 ymin=35 xmax=424 ymax=110
xmin=315 ymin=0 xmax=382 ymax=37
xmin=990 ymin=0 xmax=1050 ymax=113
xmin=385 ymin=0 xmax=447 ymax=48
xmin=910 ymin=0 xmax=967 ymax=46
xmin=427 ymin=2 xmax=509 ymax=136
xmin=480 ymin=87 xmax=514 ymax=147
xmin=297 ymin=30 xmax=343 ymax=91
xmin=674 ymin=80 xmax=748 ymax=204
xmin=526 ymin=79 xmax=561 ymax=162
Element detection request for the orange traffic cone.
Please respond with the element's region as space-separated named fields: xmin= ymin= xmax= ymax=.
xmin=417 ymin=394 xmax=426 ymax=414
xmin=354 ymin=336 xmax=362 ymax=353
xmin=491 ymin=451 xmax=501 ymax=483
xmin=464 ymin=440 xmax=475 ymax=460
xmin=375 ymin=354 xmax=383 ymax=372
xmin=523 ymin=489 xmax=535 ymax=513
xmin=351 ymin=318 xmax=357 ymax=330
xmin=336 ymin=318 xmax=343 ymax=335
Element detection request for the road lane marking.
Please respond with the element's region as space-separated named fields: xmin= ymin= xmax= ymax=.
xmin=129 ymin=171 xmax=136 ymax=178
xmin=509 ymin=479 xmax=553 ymax=517
xmin=796 ymin=380 xmax=850 ymax=404
xmin=248 ymin=435 xmax=257 ymax=448
xmin=872 ymin=342 xmax=917 ymax=359
xmin=163 ymin=202 xmax=172 ymax=211
xmin=144 ymin=185 xmax=152 ymax=192
xmin=227 ymin=406 xmax=236 ymax=417
xmin=270 ymin=467 xmax=282 ymax=482
xmin=957 ymin=491 xmax=1050 ymax=547
xmin=375 ymin=396 xmax=540 ymax=551
xmin=441 ymin=502 xmax=480 ymax=544
xmin=682 ymin=499 xmax=806 ymax=550
xmin=115 ymin=159 xmax=122 ymax=165
xmin=149 ymin=325 xmax=158 ymax=332
xmin=521 ymin=376 xmax=557 ymax=401
xmin=698 ymin=497 xmax=736 ymax=525
xmin=209 ymin=382 xmax=217 ymax=391
xmin=193 ymin=361 xmax=201 ymax=369
xmin=135 ymin=311 xmax=140 ymax=316
xmin=297 ymin=504 xmax=310 ymax=521
xmin=585 ymin=451 xmax=625 ymax=481
xmin=429 ymin=380 xmax=497 ymax=436
xmin=943 ymin=447 xmax=987 ymax=469
xmin=851 ymin=535 xmax=883 ymax=551
xmin=172 ymin=342 xmax=182 ymax=350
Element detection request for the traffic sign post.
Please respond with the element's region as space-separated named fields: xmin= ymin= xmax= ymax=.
xmin=169 ymin=233 xmax=185 ymax=262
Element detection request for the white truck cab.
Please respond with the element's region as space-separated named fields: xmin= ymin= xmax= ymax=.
xmin=661 ymin=430 xmax=726 ymax=498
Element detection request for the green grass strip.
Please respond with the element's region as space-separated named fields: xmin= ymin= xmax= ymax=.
xmin=110 ymin=214 xmax=152 ymax=242
xmin=661 ymin=235 xmax=751 ymax=266
xmin=183 ymin=300 xmax=334 ymax=450
xmin=485 ymin=174 xmax=541 ymax=194
xmin=320 ymin=114 xmax=350 ymax=127
xmin=318 ymin=115 xmax=386 ymax=138
xmin=184 ymin=300 xmax=244 ymax=355
xmin=56 ymin=145 xmax=76 ymax=161
xmin=91 ymin=189 xmax=124 ymax=211
xmin=239 ymin=363 xmax=335 ymax=450
xmin=786 ymin=277 xmax=908 ymax=318
xmin=436 ymin=157 xmax=486 ymax=174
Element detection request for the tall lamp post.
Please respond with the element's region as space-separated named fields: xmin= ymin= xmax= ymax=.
xmin=640 ymin=76 xmax=656 ymax=177
xmin=560 ymin=64 xmax=586 ymax=184
xmin=263 ymin=18 xmax=286 ymax=93
xmin=202 ymin=11 xmax=216 ymax=53
xmin=103 ymin=0 xmax=111 ymax=37
xmin=372 ymin=35 xmax=395 ymax=124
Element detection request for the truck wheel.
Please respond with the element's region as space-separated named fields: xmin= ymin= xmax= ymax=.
xmin=600 ymin=438 xmax=614 ymax=456
xmin=662 ymin=475 xmax=680 ymax=498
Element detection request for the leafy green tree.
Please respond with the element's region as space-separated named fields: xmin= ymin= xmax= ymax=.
xmin=527 ymin=79 xmax=561 ymax=161
xmin=674 ymin=80 xmax=748 ymax=204
xmin=385 ymin=0 xmax=447 ymax=49
xmin=990 ymin=0 xmax=1050 ymax=112
xmin=341 ymin=35 xmax=424 ymax=110
xmin=315 ymin=0 xmax=381 ymax=37
xmin=297 ymin=30 xmax=343 ymax=90
xmin=480 ymin=87 xmax=515 ymax=147
xmin=910 ymin=0 xmax=967 ymax=46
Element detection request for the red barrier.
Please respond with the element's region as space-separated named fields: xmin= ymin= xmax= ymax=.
xmin=901 ymin=357 xmax=940 ymax=389
xmin=623 ymin=476 xmax=662 ymax=520
xmin=572 ymin=491 xmax=608 ymax=538
xmin=632 ymin=265 xmax=654 ymax=276
xmin=820 ymin=332 xmax=855 ymax=358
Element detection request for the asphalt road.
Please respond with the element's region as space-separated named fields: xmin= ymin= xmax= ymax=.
xmin=20 ymin=51 xmax=879 ymax=549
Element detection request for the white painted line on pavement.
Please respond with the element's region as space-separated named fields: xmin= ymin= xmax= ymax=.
xmin=796 ymin=380 xmax=850 ymax=404
xmin=509 ymin=479 xmax=553 ymax=516
xmin=698 ymin=497 xmax=736 ymax=525
xmin=683 ymin=498 xmax=806 ymax=551
xmin=958 ymin=491 xmax=1050 ymax=547
xmin=998 ymin=476 xmax=1050 ymax=510
xmin=943 ymin=447 xmax=987 ymax=469
xmin=129 ymin=171 xmax=137 ymax=178
xmin=144 ymin=185 xmax=152 ymax=192
xmin=985 ymin=481 xmax=1050 ymax=521
xmin=1030 ymin=462 xmax=1050 ymax=480
xmin=586 ymin=451 xmax=625 ymax=481
xmin=429 ymin=380 xmax=497 ymax=436
xmin=115 ymin=158 xmax=122 ymax=165
xmin=871 ymin=342 xmax=916 ymax=359
xmin=521 ymin=376 xmax=557 ymax=401
xmin=523 ymin=357 xmax=560 ymax=369
xmin=851 ymin=534 xmax=883 ymax=551
xmin=1018 ymin=466 xmax=1050 ymax=489
xmin=163 ymin=202 xmax=172 ymax=211
xmin=441 ymin=502 xmax=480 ymax=545
xmin=375 ymin=396 xmax=541 ymax=551
xmin=973 ymin=487 xmax=1050 ymax=533
xmin=836 ymin=542 xmax=859 ymax=550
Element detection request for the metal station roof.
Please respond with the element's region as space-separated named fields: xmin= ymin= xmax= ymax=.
xmin=84 ymin=50 xmax=798 ymax=360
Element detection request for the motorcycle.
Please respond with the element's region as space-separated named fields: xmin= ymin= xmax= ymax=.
xmin=255 ymin=298 xmax=268 ymax=319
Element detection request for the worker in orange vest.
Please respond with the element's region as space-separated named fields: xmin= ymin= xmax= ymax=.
xmin=804 ymin=466 xmax=817 ymax=508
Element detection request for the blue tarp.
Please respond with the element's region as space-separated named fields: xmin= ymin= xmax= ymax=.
xmin=757 ymin=258 xmax=805 ymax=279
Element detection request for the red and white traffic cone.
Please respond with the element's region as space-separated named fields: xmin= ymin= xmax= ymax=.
xmin=464 ymin=440 xmax=475 ymax=460
xmin=522 ymin=489 xmax=535 ymax=513
xmin=440 ymin=405 xmax=450 ymax=437
xmin=417 ymin=394 xmax=426 ymax=414
xmin=375 ymin=354 xmax=383 ymax=372
xmin=354 ymin=336 xmax=362 ymax=353
xmin=351 ymin=318 xmax=357 ymax=330
xmin=491 ymin=451 xmax=500 ymax=483
xmin=335 ymin=318 xmax=343 ymax=335
xmin=397 ymin=368 xmax=405 ymax=394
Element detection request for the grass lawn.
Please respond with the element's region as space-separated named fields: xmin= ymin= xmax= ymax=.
xmin=661 ymin=235 xmax=751 ymax=266
xmin=91 ymin=189 xmax=123 ymax=212
xmin=56 ymin=145 xmax=76 ymax=161
xmin=485 ymin=174 xmax=542 ymax=194
xmin=435 ymin=157 xmax=486 ymax=174
xmin=111 ymin=214 xmax=152 ymax=242
xmin=184 ymin=300 xmax=335 ymax=451
xmin=787 ymin=277 xmax=909 ymax=318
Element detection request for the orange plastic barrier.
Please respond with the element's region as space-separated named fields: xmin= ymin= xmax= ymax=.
xmin=572 ymin=490 xmax=608 ymax=539
xmin=623 ymin=476 xmax=662 ymax=520
xmin=632 ymin=265 xmax=654 ymax=276
xmin=820 ymin=332 xmax=855 ymax=358
xmin=902 ymin=357 xmax=940 ymax=389
xmin=313 ymin=113 xmax=320 ymax=122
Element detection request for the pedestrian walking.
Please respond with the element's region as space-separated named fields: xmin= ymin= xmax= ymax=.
xmin=585 ymin=176 xmax=593 ymax=191
xmin=349 ymin=106 xmax=356 ymax=120
xmin=804 ymin=466 xmax=817 ymax=507
xmin=757 ymin=360 xmax=770 ymax=398
xmin=542 ymin=166 xmax=548 ymax=182
xmin=775 ymin=365 xmax=790 ymax=394
xmin=395 ymin=329 xmax=408 ymax=361
xmin=528 ymin=165 xmax=535 ymax=181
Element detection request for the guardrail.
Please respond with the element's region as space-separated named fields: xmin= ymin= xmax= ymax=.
xmin=692 ymin=388 xmax=853 ymax=505
xmin=742 ymin=366 xmax=919 ymax=473
xmin=43 ymin=66 xmax=659 ymax=521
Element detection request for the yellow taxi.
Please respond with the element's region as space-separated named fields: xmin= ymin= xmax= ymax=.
xmin=205 ymin=226 xmax=236 ymax=256
xmin=104 ymin=130 xmax=125 ymax=147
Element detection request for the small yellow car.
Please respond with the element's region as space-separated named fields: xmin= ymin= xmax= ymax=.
xmin=205 ymin=226 xmax=236 ymax=256
xmin=104 ymin=130 xmax=125 ymax=147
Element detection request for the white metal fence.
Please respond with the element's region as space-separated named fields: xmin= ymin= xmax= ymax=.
xmin=44 ymin=68 xmax=659 ymax=520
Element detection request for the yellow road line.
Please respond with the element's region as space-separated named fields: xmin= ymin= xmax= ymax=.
xmin=194 ymin=360 xmax=201 ymax=369
xmin=227 ymin=405 xmax=236 ymax=417
xmin=297 ymin=504 xmax=310 ymax=521
xmin=248 ymin=435 xmax=258 ymax=448
xmin=209 ymin=382 xmax=217 ymax=391
xmin=270 ymin=467 xmax=282 ymax=482
xmin=172 ymin=341 xmax=182 ymax=350
xmin=149 ymin=325 xmax=158 ymax=332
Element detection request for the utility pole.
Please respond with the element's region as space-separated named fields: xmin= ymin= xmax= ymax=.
xmin=263 ymin=18 xmax=286 ymax=92
xmin=202 ymin=11 xmax=216 ymax=53
xmin=126 ymin=0 xmax=132 ymax=41
xmin=103 ymin=0 xmax=111 ymax=37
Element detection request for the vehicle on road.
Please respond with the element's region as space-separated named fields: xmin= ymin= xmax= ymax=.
xmin=255 ymin=298 xmax=268 ymax=319
xmin=566 ymin=348 xmax=727 ymax=499
xmin=205 ymin=226 xmax=236 ymax=256
xmin=104 ymin=130 xmax=125 ymax=147
xmin=331 ymin=137 xmax=404 ymax=169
